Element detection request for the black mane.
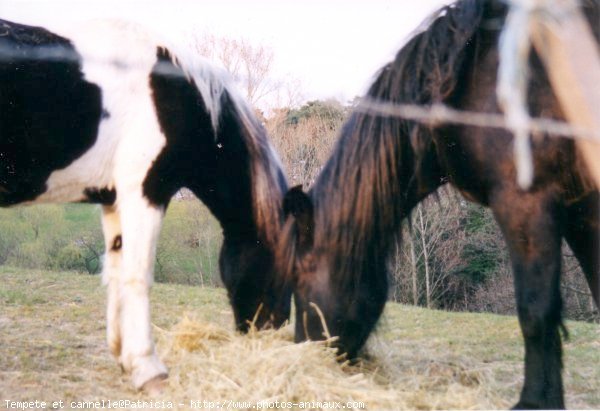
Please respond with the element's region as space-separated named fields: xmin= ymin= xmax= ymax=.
xmin=308 ymin=0 xmax=491 ymax=296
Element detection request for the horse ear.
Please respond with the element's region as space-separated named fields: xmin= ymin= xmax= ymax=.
xmin=283 ymin=185 xmax=314 ymax=252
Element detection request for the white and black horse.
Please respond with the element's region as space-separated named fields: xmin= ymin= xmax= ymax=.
xmin=0 ymin=18 xmax=289 ymax=390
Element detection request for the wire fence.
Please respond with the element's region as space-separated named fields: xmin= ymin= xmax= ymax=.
xmin=356 ymin=0 xmax=600 ymax=190
xmin=0 ymin=43 xmax=193 ymax=78
xmin=355 ymin=99 xmax=600 ymax=141
xmin=2 ymin=2 xmax=599 ymax=146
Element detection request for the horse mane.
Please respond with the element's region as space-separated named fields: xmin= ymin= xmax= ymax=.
xmin=297 ymin=0 xmax=600 ymax=299
xmin=297 ymin=0 xmax=490 ymax=294
xmin=160 ymin=30 xmax=287 ymax=246
xmin=224 ymin=89 xmax=286 ymax=246
xmin=159 ymin=44 xmax=229 ymax=134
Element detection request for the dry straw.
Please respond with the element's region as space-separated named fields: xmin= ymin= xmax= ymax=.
xmin=152 ymin=316 xmax=504 ymax=410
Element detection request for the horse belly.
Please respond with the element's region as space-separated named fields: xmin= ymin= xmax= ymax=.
xmin=0 ymin=20 xmax=167 ymax=206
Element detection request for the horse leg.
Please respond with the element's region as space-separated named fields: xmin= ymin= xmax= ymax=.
xmin=563 ymin=194 xmax=599 ymax=307
xmin=492 ymin=193 xmax=565 ymax=409
xmin=100 ymin=205 xmax=123 ymax=360
xmin=117 ymin=193 xmax=167 ymax=390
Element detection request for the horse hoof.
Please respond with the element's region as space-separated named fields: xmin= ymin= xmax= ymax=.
xmin=512 ymin=400 xmax=539 ymax=410
xmin=512 ymin=399 xmax=564 ymax=410
xmin=141 ymin=373 xmax=168 ymax=396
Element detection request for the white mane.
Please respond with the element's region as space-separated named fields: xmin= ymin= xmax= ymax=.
xmin=54 ymin=18 xmax=245 ymax=134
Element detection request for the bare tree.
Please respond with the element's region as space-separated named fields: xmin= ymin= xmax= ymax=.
xmin=273 ymin=77 xmax=304 ymax=109
xmin=392 ymin=188 xmax=598 ymax=322
xmin=413 ymin=194 xmax=465 ymax=308
xmin=408 ymin=233 xmax=418 ymax=305
xmin=561 ymin=244 xmax=599 ymax=322
xmin=194 ymin=33 xmax=289 ymax=109
xmin=390 ymin=189 xmax=472 ymax=309
xmin=391 ymin=229 xmax=420 ymax=305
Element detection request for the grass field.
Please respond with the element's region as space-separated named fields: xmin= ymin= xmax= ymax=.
xmin=0 ymin=201 xmax=222 ymax=286
xmin=1 ymin=267 xmax=598 ymax=409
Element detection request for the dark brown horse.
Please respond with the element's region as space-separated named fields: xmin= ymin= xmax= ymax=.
xmin=277 ymin=0 xmax=599 ymax=408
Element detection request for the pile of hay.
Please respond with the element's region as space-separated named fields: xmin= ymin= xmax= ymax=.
xmin=154 ymin=316 xmax=505 ymax=410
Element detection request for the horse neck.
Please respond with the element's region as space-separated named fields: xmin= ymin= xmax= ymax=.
xmin=311 ymin=113 xmax=442 ymax=282
xmin=195 ymin=96 xmax=286 ymax=246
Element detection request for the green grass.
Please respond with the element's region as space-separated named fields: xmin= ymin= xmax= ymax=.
xmin=0 ymin=267 xmax=598 ymax=409
xmin=0 ymin=200 xmax=223 ymax=284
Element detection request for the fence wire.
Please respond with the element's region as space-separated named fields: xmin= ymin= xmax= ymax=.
xmin=0 ymin=43 xmax=194 ymax=78
xmin=355 ymin=99 xmax=600 ymax=141
xmin=2 ymin=5 xmax=599 ymax=146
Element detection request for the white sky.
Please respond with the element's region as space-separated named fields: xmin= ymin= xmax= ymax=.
xmin=2 ymin=0 xmax=449 ymax=105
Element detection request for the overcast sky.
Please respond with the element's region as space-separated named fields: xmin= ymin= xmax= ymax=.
xmin=3 ymin=0 xmax=449 ymax=105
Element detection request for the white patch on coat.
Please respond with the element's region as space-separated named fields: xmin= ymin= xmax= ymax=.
xmin=100 ymin=205 xmax=122 ymax=358
xmin=32 ymin=19 xmax=240 ymax=203
xmin=34 ymin=20 xmax=165 ymax=203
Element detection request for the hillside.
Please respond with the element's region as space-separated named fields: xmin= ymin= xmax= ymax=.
xmin=1 ymin=267 xmax=598 ymax=409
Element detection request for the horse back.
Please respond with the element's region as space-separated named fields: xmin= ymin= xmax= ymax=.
xmin=434 ymin=26 xmax=595 ymax=208
xmin=0 ymin=19 xmax=104 ymax=205
xmin=0 ymin=19 xmax=173 ymax=207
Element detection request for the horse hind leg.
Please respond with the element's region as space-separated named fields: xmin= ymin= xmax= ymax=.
xmin=563 ymin=193 xmax=600 ymax=308
xmin=116 ymin=193 xmax=167 ymax=390
xmin=492 ymin=192 xmax=565 ymax=409
xmin=101 ymin=205 xmax=123 ymax=360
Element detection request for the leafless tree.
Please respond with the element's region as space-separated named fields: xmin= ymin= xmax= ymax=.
xmin=194 ymin=33 xmax=302 ymax=109
xmin=390 ymin=189 xmax=466 ymax=308
xmin=414 ymin=192 xmax=465 ymax=308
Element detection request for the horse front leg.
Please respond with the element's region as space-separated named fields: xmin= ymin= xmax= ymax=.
xmin=117 ymin=193 xmax=167 ymax=391
xmin=563 ymin=192 xmax=600 ymax=308
xmin=100 ymin=205 xmax=123 ymax=361
xmin=492 ymin=192 xmax=565 ymax=409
